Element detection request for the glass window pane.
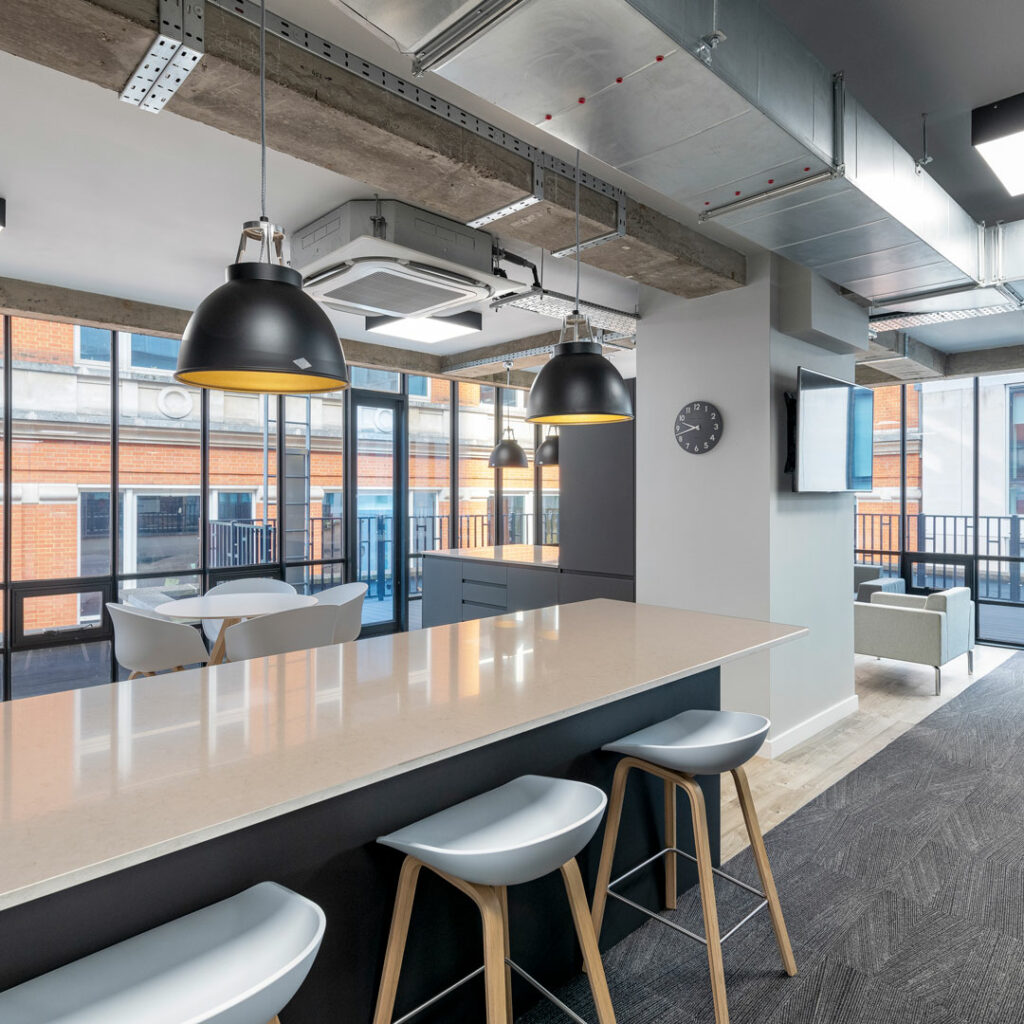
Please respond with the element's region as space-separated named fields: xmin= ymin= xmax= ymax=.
xmin=208 ymin=392 xmax=278 ymax=568
xmin=977 ymin=373 xmax=1024 ymax=642
xmin=356 ymin=404 xmax=396 ymax=627
xmin=540 ymin=446 xmax=559 ymax=545
xmin=458 ymin=382 xmax=495 ymax=548
xmin=499 ymin=388 xmax=535 ymax=544
xmin=12 ymin=317 xmax=112 ymax=581
xmin=284 ymin=562 xmax=346 ymax=595
xmin=350 ymin=367 xmax=401 ymax=392
xmin=855 ymin=384 xmax=902 ymax=572
xmin=118 ymin=574 xmax=201 ymax=610
xmin=119 ymin=333 xmax=201 ymax=574
xmin=909 ymin=380 xmax=974 ymax=556
xmin=129 ymin=333 xmax=180 ymax=371
xmin=284 ymin=393 xmax=344 ymax=564
xmin=11 ymin=641 xmax=111 ymax=699
xmin=77 ymin=326 xmax=111 ymax=363
xmin=408 ymin=376 xmax=451 ymax=628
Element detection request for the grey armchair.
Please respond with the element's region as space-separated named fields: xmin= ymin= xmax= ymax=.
xmin=854 ymin=587 xmax=975 ymax=695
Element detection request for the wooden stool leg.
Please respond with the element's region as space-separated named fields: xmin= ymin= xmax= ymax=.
xmin=268 ymin=1018 xmax=281 ymax=1024
xmin=478 ymin=886 xmax=512 ymax=1024
xmin=373 ymin=857 xmax=423 ymax=1024
xmin=664 ymin=779 xmax=677 ymax=910
xmin=731 ymin=766 xmax=797 ymax=977
xmin=677 ymin=776 xmax=729 ymax=1024
xmin=498 ymin=886 xmax=514 ymax=1024
xmin=591 ymin=759 xmax=634 ymax=943
xmin=561 ymin=858 xmax=617 ymax=1024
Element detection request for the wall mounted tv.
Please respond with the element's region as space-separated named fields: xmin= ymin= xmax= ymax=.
xmin=788 ymin=367 xmax=873 ymax=493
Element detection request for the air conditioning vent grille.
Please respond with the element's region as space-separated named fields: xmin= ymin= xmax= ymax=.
xmin=321 ymin=271 xmax=470 ymax=315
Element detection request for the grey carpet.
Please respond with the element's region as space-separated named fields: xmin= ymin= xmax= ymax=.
xmin=519 ymin=655 xmax=1024 ymax=1023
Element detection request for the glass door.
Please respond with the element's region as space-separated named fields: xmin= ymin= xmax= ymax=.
xmin=351 ymin=393 xmax=404 ymax=633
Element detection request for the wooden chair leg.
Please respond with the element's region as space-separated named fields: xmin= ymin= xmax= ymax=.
xmin=561 ymin=858 xmax=617 ymax=1024
xmin=372 ymin=857 xmax=423 ymax=1024
xmin=591 ymin=759 xmax=634 ymax=943
xmin=127 ymin=670 xmax=142 ymax=680
xmin=268 ymin=1018 xmax=281 ymax=1024
xmin=478 ymin=885 xmax=512 ymax=1024
xmin=664 ymin=779 xmax=677 ymax=910
xmin=676 ymin=776 xmax=730 ymax=1024
xmin=498 ymin=886 xmax=514 ymax=1024
xmin=730 ymin=767 xmax=797 ymax=977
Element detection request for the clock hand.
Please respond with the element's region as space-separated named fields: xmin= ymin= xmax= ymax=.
xmin=675 ymin=422 xmax=699 ymax=434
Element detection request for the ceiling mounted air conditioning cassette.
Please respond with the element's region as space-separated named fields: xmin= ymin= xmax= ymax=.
xmin=293 ymin=200 xmax=527 ymax=317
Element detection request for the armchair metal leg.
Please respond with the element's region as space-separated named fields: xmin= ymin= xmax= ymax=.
xmin=967 ymin=649 xmax=974 ymax=675
xmin=934 ymin=666 xmax=941 ymax=696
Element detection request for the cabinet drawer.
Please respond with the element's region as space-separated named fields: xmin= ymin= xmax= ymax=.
xmin=461 ymin=601 xmax=505 ymax=621
xmin=461 ymin=561 xmax=508 ymax=586
xmin=461 ymin=580 xmax=507 ymax=609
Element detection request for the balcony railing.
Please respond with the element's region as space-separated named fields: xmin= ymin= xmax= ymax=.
xmin=855 ymin=511 xmax=1024 ymax=602
xmin=207 ymin=510 xmax=561 ymax=604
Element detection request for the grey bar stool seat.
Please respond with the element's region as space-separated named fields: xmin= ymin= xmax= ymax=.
xmin=374 ymin=774 xmax=617 ymax=1024
xmin=0 ymin=882 xmax=326 ymax=1024
xmin=592 ymin=710 xmax=796 ymax=1024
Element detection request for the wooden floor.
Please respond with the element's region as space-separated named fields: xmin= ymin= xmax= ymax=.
xmin=720 ymin=645 xmax=1016 ymax=860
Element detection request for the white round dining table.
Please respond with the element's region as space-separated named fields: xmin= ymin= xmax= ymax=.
xmin=154 ymin=593 xmax=318 ymax=665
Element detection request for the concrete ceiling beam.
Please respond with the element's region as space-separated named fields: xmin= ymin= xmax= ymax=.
xmin=0 ymin=0 xmax=746 ymax=299
xmin=0 ymin=275 xmax=548 ymax=386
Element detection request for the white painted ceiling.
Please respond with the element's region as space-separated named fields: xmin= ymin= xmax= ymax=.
xmin=0 ymin=48 xmax=637 ymax=358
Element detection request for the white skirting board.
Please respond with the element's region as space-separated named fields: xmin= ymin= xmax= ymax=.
xmin=762 ymin=694 xmax=859 ymax=758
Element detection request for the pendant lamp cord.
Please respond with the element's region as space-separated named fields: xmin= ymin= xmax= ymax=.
xmin=259 ymin=0 xmax=268 ymax=260
xmin=574 ymin=148 xmax=581 ymax=313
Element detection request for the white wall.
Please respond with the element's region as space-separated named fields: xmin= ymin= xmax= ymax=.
xmin=636 ymin=255 xmax=857 ymax=755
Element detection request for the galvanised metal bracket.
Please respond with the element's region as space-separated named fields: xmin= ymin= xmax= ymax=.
xmin=551 ymin=191 xmax=627 ymax=258
xmin=120 ymin=0 xmax=204 ymax=113
xmin=205 ymin=0 xmax=627 ymax=213
xmin=468 ymin=161 xmax=545 ymax=229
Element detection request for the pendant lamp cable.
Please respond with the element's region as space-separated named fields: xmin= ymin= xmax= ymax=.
xmin=574 ymin=148 xmax=581 ymax=313
xmin=259 ymin=0 xmax=268 ymax=260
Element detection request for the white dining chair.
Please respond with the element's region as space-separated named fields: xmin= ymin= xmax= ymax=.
xmin=201 ymin=578 xmax=297 ymax=644
xmin=224 ymin=604 xmax=342 ymax=662
xmin=107 ymin=603 xmax=210 ymax=678
xmin=315 ymin=582 xmax=368 ymax=643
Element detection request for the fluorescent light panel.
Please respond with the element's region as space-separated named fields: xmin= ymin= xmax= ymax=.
xmin=973 ymin=92 xmax=1024 ymax=196
xmin=365 ymin=310 xmax=482 ymax=343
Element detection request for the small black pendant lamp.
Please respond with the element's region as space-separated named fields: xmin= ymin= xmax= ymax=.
xmin=175 ymin=0 xmax=349 ymax=394
xmin=489 ymin=363 xmax=529 ymax=469
xmin=536 ymin=429 xmax=559 ymax=466
xmin=526 ymin=151 xmax=633 ymax=425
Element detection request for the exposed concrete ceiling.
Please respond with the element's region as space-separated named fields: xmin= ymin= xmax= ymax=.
xmin=0 ymin=0 xmax=747 ymax=301
xmin=0 ymin=48 xmax=637 ymax=360
xmin=765 ymin=0 xmax=1024 ymax=227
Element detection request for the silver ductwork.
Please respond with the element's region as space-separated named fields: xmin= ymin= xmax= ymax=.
xmin=362 ymin=0 xmax=996 ymax=308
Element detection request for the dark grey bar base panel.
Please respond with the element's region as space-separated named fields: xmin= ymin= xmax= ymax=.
xmin=0 ymin=669 xmax=719 ymax=1022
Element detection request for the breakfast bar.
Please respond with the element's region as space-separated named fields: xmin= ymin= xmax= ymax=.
xmin=0 ymin=599 xmax=806 ymax=1021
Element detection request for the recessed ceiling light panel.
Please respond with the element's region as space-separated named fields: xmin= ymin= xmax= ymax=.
xmin=365 ymin=310 xmax=483 ymax=343
xmin=973 ymin=92 xmax=1024 ymax=197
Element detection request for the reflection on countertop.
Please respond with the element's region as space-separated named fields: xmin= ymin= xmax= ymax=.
xmin=422 ymin=544 xmax=560 ymax=569
xmin=0 ymin=599 xmax=806 ymax=910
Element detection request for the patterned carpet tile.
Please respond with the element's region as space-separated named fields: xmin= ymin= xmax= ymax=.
xmin=515 ymin=653 xmax=1024 ymax=1023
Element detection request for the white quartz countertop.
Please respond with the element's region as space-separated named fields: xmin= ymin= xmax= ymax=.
xmin=423 ymin=544 xmax=560 ymax=568
xmin=0 ymin=600 xmax=806 ymax=910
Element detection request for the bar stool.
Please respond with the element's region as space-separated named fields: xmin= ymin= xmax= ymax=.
xmin=373 ymin=774 xmax=617 ymax=1024
xmin=0 ymin=882 xmax=326 ymax=1024
xmin=591 ymin=710 xmax=796 ymax=1024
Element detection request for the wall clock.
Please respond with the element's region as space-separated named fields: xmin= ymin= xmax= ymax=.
xmin=674 ymin=401 xmax=723 ymax=454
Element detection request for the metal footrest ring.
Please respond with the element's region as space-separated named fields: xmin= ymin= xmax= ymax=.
xmin=393 ymin=957 xmax=595 ymax=1024
xmin=607 ymin=845 xmax=769 ymax=946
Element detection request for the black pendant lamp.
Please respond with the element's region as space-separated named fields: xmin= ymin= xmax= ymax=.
xmin=489 ymin=363 xmax=529 ymax=469
xmin=536 ymin=429 xmax=559 ymax=466
xmin=175 ymin=0 xmax=349 ymax=394
xmin=526 ymin=151 xmax=633 ymax=425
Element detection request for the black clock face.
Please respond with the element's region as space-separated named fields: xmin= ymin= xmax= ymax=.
xmin=674 ymin=401 xmax=723 ymax=454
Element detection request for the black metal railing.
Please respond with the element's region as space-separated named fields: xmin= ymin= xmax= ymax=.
xmin=855 ymin=511 xmax=1024 ymax=602
xmin=206 ymin=510 xmax=562 ymax=603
